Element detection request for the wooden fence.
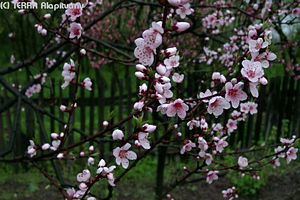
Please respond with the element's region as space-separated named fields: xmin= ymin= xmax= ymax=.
xmin=0 ymin=70 xmax=299 ymax=156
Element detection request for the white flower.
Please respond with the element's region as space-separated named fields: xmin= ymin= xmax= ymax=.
xmin=77 ymin=169 xmax=91 ymax=182
xmin=113 ymin=143 xmax=137 ymax=169
xmin=238 ymin=156 xmax=248 ymax=168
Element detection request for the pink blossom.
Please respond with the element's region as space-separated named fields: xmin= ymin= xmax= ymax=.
xmin=198 ymin=137 xmax=208 ymax=152
xmin=172 ymin=22 xmax=190 ymax=33
xmin=280 ymin=137 xmax=295 ymax=146
xmin=215 ymin=137 xmax=228 ymax=153
xmin=41 ymin=143 xmax=50 ymax=150
xmin=138 ymin=132 xmax=151 ymax=149
xmin=272 ymin=157 xmax=280 ymax=168
xmin=207 ymin=96 xmax=230 ymax=117
xmin=27 ymin=140 xmax=36 ymax=157
xmin=82 ymin=77 xmax=92 ymax=91
xmin=112 ymin=129 xmax=124 ymax=141
xmin=143 ymin=22 xmax=163 ymax=50
xmin=166 ymin=99 xmax=189 ymax=119
xmin=25 ymin=88 xmax=34 ymax=98
xmin=187 ymin=120 xmax=200 ymax=130
xmin=206 ymin=171 xmax=219 ymax=184
xmin=164 ymin=55 xmax=180 ymax=69
xmin=248 ymin=102 xmax=258 ymax=114
xmin=133 ymin=100 xmax=145 ymax=111
xmin=180 ymin=140 xmax=196 ymax=154
xmin=68 ymin=22 xmax=82 ymax=39
xmin=274 ymin=146 xmax=286 ymax=158
xmin=176 ymin=3 xmax=194 ymax=19
xmin=226 ymin=119 xmax=237 ymax=133
xmin=142 ymin=124 xmax=157 ymax=132
xmin=199 ymin=89 xmax=216 ymax=103
xmin=292 ymin=8 xmax=300 ymax=18
xmin=156 ymin=64 xmax=167 ymax=75
xmin=172 ymin=73 xmax=184 ymax=83
xmin=50 ymin=140 xmax=61 ymax=151
xmin=249 ymin=82 xmax=259 ymax=97
xmin=113 ymin=143 xmax=137 ymax=169
xmin=199 ymin=152 xmax=213 ymax=165
xmin=286 ymin=147 xmax=298 ymax=164
xmin=134 ymin=38 xmax=154 ymax=66
xmin=241 ymin=60 xmax=264 ymax=82
xmin=248 ymin=38 xmax=268 ymax=53
xmin=238 ymin=156 xmax=248 ymax=168
xmin=88 ymin=157 xmax=95 ymax=166
xmin=65 ymin=3 xmax=82 ymax=21
xmin=225 ymin=82 xmax=247 ymax=108
xmin=77 ymin=169 xmax=90 ymax=182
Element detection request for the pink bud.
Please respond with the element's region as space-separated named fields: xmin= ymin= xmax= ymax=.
xmin=259 ymin=77 xmax=268 ymax=85
xmin=80 ymin=49 xmax=86 ymax=56
xmin=57 ymin=153 xmax=64 ymax=159
xmin=103 ymin=121 xmax=109 ymax=127
xmin=174 ymin=22 xmax=190 ymax=33
xmin=51 ymin=133 xmax=59 ymax=139
xmin=42 ymin=143 xmax=50 ymax=150
xmin=136 ymin=64 xmax=147 ymax=72
xmin=43 ymin=13 xmax=51 ymax=19
xmin=80 ymin=152 xmax=85 ymax=157
xmin=135 ymin=71 xmax=145 ymax=79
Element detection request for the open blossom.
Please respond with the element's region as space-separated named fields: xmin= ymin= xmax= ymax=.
xmin=238 ymin=156 xmax=248 ymax=168
xmin=166 ymin=98 xmax=189 ymax=120
xmin=65 ymin=2 xmax=82 ymax=21
xmin=112 ymin=129 xmax=124 ymax=141
xmin=82 ymin=77 xmax=92 ymax=91
xmin=133 ymin=100 xmax=145 ymax=111
xmin=207 ymin=96 xmax=230 ymax=117
xmin=143 ymin=22 xmax=163 ymax=50
xmin=200 ymin=89 xmax=216 ymax=103
xmin=138 ymin=132 xmax=151 ymax=149
xmin=187 ymin=119 xmax=200 ymax=130
xmin=113 ymin=143 xmax=137 ymax=169
xmin=88 ymin=157 xmax=94 ymax=166
xmin=172 ymin=73 xmax=184 ymax=83
xmin=248 ymin=38 xmax=268 ymax=53
xmin=164 ymin=55 xmax=180 ymax=69
xmin=134 ymin=38 xmax=154 ymax=66
xmin=77 ymin=169 xmax=90 ymax=182
xmin=286 ymin=147 xmax=298 ymax=164
xmin=68 ymin=22 xmax=82 ymax=39
xmin=206 ymin=171 xmax=219 ymax=184
xmin=27 ymin=140 xmax=37 ymax=157
xmin=225 ymin=82 xmax=247 ymax=108
xmin=272 ymin=157 xmax=280 ymax=168
xmin=96 ymin=159 xmax=116 ymax=186
xmin=61 ymin=59 xmax=75 ymax=89
xmin=247 ymin=102 xmax=258 ymax=114
xmin=180 ymin=140 xmax=196 ymax=154
xmin=215 ymin=137 xmax=228 ymax=153
xmin=292 ymin=8 xmax=300 ymax=18
xmin=226 ymin=119 xmax=237 ymax=133
xmin=50 ymin=140 xmax=61 ymax=151
xmin=176 ymin=3 xmax=194 ymax=19
xmin=241 ymin=60 xmax=264 ymax=82
xmin=280 ymin=137 xmax=295 ymax=146
xmin=198 ymin=137 xmax=208 ymax=153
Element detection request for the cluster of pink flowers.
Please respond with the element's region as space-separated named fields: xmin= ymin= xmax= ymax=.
xmin=272 ymin=136 xmax=298 ymax=168
xmin=25 ymin=73 xmax=47 ymax=98
xmin=222 ymin=186 xmax=238 ymax=200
